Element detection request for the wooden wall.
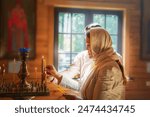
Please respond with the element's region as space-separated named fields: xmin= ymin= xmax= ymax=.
xmin=40 ymin=0 xmax=150 ymax=99
xmin=0 ymin=0 xmax=150 ymax=99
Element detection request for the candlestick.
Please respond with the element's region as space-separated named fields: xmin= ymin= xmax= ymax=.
xmin=18 ymin=48 xmax=31 ymax=89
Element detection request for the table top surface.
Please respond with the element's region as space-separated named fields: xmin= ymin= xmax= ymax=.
xmin=0 ymin=81 xmax=79 ymax=100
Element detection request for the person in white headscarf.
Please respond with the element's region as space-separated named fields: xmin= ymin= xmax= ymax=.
xmin=47 ymin=23 xmax=102 ymax=89
xmin=48 ymin=23 xmax=122 ymax=89
xmin=46 ymin=27 xmax=126 ymax=100
xmin=80 ymin=27 xmax=126 ymax=99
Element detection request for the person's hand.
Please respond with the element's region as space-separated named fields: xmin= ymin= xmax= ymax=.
xmin=47 ymin=75 xmax=58 ymax=84
xmin=46 ymin=65 xmax=62 ymax=84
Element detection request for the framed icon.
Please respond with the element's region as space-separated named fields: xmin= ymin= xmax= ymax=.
xmin=0 ymin=0 xmax=36 ymax=59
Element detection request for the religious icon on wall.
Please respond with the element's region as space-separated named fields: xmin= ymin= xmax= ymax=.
xmin=0 ymin=0 xmax=36 ymax=59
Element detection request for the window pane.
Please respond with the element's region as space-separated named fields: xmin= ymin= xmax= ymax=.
xmin=71 ymin=53 xmax=78 ymax=62
xmin=93 ymin=14 xmax=105 ymax=27
xmin=72 ymin=13 xmax=85 ymax=33
xmin=59 ymin=13 xmax=71 ymax=33
xmin=106 ymin=15 xmax=118 ymax=34
xmin=58 ymin=53 xmax=70 ymax=71
xmin=58 ymin=34 xmax=71 ymax=52
xmin=72 ymin=34 xmax=85 ymax=52
xmin=111 ymin=35 xmax=118 ymax=51
xmin=58 ymin=63 xmax=70 ymax=72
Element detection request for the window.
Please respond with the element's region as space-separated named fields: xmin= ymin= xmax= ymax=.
xmin=54 ymin=8 xmax=123 ymax=71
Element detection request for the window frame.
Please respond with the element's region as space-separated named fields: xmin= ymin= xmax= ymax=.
xmin=54 ymin=7 xmax=123 ymax=70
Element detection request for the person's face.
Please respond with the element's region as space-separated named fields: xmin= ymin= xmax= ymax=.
xmin=86 ymin=37 xmax=92 ymax=58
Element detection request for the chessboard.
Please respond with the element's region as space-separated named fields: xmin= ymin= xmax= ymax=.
xmin=0 ymin=81 xmax=50 ymax=98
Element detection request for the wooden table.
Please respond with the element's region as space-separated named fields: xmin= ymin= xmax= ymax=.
xmin=0 ymin=73 xmax=80 ymax=100
xmin=0 ymin=81 xmax=79 ymax=100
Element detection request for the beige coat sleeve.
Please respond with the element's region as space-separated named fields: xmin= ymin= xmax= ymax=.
xmin=92 ymin=65 xmax=125 ymax=100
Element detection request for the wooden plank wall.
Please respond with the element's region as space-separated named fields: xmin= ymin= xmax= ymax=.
xmin=0 ymin=0 xmax=150 ymax=99
xmin=42 ymin=0 xmax=150 ymax=99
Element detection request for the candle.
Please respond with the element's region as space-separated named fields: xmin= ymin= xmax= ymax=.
xmin=41 ymin=56 xmax=46 ymax=84
xmin=2 ymin=64 xmax=5 ymax=75
xmin=34 ymin=67 xmax=37 ymax=79
xmin=13 ymin=58 xmax=16 ymax=82
xmin=43 ymin=58 xmax=46 ymax=70
xmin=41 ymin=56 xmax=46 ymax=73
xmin=2 ymin=64 xmax=5 ymax=83
xmin=0 ymin=66 xmax=1 ymax=75
xmin=13 ymin=58 xmax=16 ymax=73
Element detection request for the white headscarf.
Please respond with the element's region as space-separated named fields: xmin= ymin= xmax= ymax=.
xmin=81 ymin=27 xmax=126 ymax=99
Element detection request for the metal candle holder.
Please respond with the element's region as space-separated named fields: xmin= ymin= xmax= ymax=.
xmin=0 ymin=48 xmax=50 ymax=99
xmin=18 ymin=48 xmax=31 ymax=90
